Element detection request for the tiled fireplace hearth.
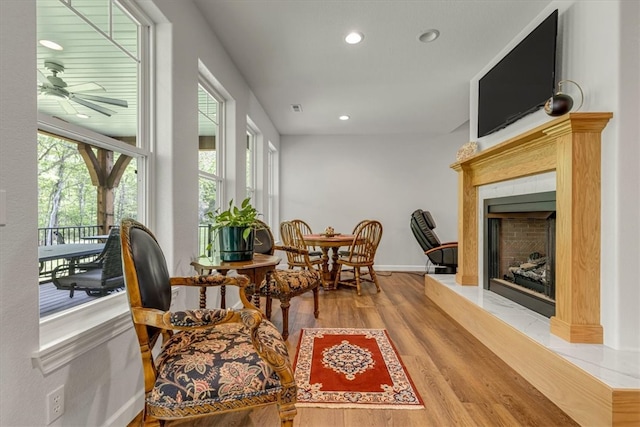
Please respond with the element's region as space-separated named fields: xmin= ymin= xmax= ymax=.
xmin=452 ymin=112 xmax=612 ymax=344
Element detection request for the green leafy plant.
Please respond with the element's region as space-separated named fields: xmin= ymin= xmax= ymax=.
xmin=206 ymin=197 xmax=262 ymax=243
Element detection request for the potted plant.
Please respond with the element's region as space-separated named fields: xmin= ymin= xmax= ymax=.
xmin=206 ymin=197 xmax=262 ymax=261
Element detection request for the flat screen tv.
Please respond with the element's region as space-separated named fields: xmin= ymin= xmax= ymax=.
xmin=477 ymin=9 xmax=558 ymax=138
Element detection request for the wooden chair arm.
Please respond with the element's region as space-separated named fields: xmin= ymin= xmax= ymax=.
xmin=131 ymin=306 xmax=260 ymax=331
xmin=273 ymin=244 xmax=308 ymax=256
xmin=425 ymin=243 xmax=458 ymax=256
xmin=274 ymin=244 xmax=317 ymax=271
xmin=170 ymin=274 xmax=249 ymax=288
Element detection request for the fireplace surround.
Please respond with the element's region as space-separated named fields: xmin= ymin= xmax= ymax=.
xmin=451 ymin=113 xmax=612 ymax=343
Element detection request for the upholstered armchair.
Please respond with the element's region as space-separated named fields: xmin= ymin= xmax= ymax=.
xmin=410 ymin=209 xmax=458 ymax=274
xmin=120 ymin=219 xmax=297 ymax=426
xmin=245 ymin=220 xmax=320 ymax=340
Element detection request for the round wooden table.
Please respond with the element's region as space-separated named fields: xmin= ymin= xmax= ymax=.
xmin=190 ymin=253 xmax=280 ymax=309
xmin=302 ymin=234 xmax=357 ymax=289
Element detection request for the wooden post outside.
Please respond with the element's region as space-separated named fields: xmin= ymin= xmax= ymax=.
xmin=78 ymin=143 xmax=132 ymax=234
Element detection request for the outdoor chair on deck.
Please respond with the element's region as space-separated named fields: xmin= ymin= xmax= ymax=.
xmin=120 ymin=218 xmax=297 ymax=426
xmin=410 ymin=209 xmax=458 ymax=274
xmin=245 ymin=220 xmax=320 ymax=340
xmin=51 ymin=227 xmax=124 ymax=297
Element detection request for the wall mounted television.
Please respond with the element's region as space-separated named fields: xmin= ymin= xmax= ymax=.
xmin=477 ymin=9 xmax=558 ymax=138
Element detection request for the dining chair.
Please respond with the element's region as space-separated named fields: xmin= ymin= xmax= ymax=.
xmin=338 ymin=219 xmax=371 ymax=257
xmin=244 ymin=220 xmax=320 ymax=340
xmin=338 ymin=219 xmax=372 ymax=279
xmin=280 ymin=221 xmax=326 ymax=286
xmin=120 ymin=218 xmax=297 ymax=426
xmin=289 ymin=219 xmax=323 ymax=257
xmin=334 ymin=220 xmax=383 ymax=295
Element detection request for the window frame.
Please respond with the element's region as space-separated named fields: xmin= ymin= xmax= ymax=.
xmin=32 ymin=0 xmax=153 ymax=374
xmin=267 ymin=142 xmax=278 ymax=235
xmin=197 ymin=79 xmax=225 ymax=256
xmin=246 ymin=127 xmax=256 ymax=200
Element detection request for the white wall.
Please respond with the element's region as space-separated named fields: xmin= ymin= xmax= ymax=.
xmin=0 ymin=1 xmax=636 ymax=425
xmin=0 ymin=0 xmax=281 ymax=425
xmin=280 ymin=128 xmax=466 ymax=271
xmin=470 ymin=0 xmax=639 ymax=350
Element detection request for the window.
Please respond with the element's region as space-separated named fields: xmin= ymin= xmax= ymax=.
xmin=198 ymin=82 xmax=223 ymax=256
xmin=37 ymin=133 xmax=139 ymax=315
xmin=246 ymin=128 xmax=256 ymax=200
xmin=267 ymin=142 xmax=278 ymax=232
xmin=34 ymin=0 xmax=151 ymax=372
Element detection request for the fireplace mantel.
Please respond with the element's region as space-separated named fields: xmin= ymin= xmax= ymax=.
xmin=451 ymin=112 xmax=613 ymax=343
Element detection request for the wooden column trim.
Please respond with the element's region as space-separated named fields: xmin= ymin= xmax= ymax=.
xmin=451 ymin=112 xmax=612 ymax=343
xmin=452 ymin=164 xmax=478 ymax=285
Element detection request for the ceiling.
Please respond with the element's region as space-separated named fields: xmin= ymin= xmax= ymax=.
xmin=37 ymin=0 xmax=138 ymax=138
xmin=193 ymin=0 xmax=552 ymax=137
xmin=36 ymin=0 xmax=553 ymax=139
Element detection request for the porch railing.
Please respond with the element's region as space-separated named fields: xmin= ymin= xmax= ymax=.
xmin=38 ymin=225 xmax=105 ymax=246
xmin=39 ymin=225 xmax=213 ymax=284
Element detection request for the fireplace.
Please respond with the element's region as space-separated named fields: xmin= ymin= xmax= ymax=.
xmin=484 ymin=192 xmax=556 ymax=317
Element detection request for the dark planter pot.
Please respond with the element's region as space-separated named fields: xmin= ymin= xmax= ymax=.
xmin=219 ymin=226 xmax=254 ymax=261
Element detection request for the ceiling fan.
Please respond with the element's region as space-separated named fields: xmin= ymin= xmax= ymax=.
xmin=37 ymin=60 xmax=128 ymax=117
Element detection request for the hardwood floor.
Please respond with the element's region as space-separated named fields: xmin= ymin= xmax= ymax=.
xmin=133 ymin=272 xmax=579 ymax=426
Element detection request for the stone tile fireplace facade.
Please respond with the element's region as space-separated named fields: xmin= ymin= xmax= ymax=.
xmin=451 ymin=113 xmax=612 ymax=343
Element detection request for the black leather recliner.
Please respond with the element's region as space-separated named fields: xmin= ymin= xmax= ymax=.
xmin=410 ymin=209 xmax=458 ymax=274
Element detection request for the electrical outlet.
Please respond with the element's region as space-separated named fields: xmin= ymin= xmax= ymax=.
xmin=46 ymin=385 xmax=64 ymax=424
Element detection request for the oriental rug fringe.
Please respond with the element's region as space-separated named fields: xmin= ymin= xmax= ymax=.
xmin=293 ymin=328 xmax=424 ymax=409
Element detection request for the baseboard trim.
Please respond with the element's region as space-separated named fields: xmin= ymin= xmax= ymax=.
xmin=425 ymin=275 xmax=640 ymax=427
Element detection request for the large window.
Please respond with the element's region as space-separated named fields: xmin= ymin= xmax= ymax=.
xmin=37 ymin=0 xmax=148 ymax=319
xmin=34 ymin=0 xmax=151 ymax=370
xmin=198 ymin=82 xmax=223 ymax=256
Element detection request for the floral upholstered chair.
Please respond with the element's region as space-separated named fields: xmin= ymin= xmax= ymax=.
xmin=244 ymin=220 xmax=320 ymax=341
xmin=120 ymin=219 xmax=297 ymax=426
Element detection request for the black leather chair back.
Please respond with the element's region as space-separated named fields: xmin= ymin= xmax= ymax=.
xmin=253 ymin=220 xmax=275 ymax=255
xmin=128 ymin=225 xmax=172 ymax=312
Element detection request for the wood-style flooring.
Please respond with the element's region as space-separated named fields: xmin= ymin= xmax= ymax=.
xmin=131 ymin=272 xmax=579 ymax=427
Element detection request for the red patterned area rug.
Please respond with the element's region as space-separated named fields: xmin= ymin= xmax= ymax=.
xmin=293 ymin=328 xmax=424 ymax=409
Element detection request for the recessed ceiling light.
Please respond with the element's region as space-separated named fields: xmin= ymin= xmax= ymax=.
xmin=418 ymin=29 xmax=440 ymax=43
xmin=339 ymin=115 xmax=350 ymax=121
xmin=345 ymin=32 xmax=364 ymax=45
xmin=39 ymin=39 xmax=64 ymax=51
xmin=76 ymin=113 xmax=90 ymax=119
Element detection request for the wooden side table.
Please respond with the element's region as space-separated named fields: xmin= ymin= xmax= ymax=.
xmin=190 ymin=253 xmax=280 ymax=309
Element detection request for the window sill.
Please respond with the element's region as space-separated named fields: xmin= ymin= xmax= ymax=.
xmin=33 ymin=288 xmax=181 ymax=375
xmin=33 ymin=292 xmax=131 ymax=375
